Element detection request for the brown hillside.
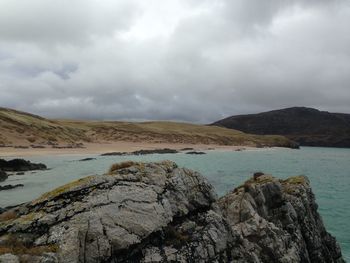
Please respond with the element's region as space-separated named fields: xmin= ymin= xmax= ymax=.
xmin=0 ymin=107 xmax=297 ymax=148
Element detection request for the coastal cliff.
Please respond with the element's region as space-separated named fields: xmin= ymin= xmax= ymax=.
xmin=0 ymin=161 xmax=344 ymax=262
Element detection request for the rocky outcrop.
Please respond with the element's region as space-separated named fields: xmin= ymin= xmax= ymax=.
xmin=0 ymin=170 xmax=7 ymax=182
xmin=218 ymin=175 xmax=344 ymax=263
xmin=0 ymin=161 xmax=344 ymax=262
xmin=0 ymin=159 xmax=47 ymax=172
xmin=185 ymin=151 xmax=206 ymax=155
xmin=101 ymin=148 xmax=179 ymax=156
xmin=78 ymin=158 xmax=97 ymax=162
xmin=0 ymin=184 xmax=24 ymax=191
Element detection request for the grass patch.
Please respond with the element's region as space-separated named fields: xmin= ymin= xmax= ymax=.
xmin=32 ymin=176 xmax=95 ymax=204
xmin=0 ymin=235 xmax=58 ymax=256
xmin=108 ymin=161 xmax=136 ymax=174
xmin=0 ymin=210 xmax=18 ymax=222
xmin=281 ymin=175 xmax=307 ymax=185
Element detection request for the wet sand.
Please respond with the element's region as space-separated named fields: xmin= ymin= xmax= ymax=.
xmin=0 ymin=142 xmax=256 ymax=157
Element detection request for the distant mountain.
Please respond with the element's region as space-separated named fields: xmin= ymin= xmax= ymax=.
xmin=0 ymin=107 xmax=297 ymax=148
xmin=212 ymin=107 xmax=350 ymax=148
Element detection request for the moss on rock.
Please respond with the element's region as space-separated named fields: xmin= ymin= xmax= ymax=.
xmin=32 ymin=175 xmax=95 ymax=205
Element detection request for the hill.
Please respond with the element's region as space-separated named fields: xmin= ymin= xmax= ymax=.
xmin=0 ymin=107 xmax=297 ymax=149
xmin=212 ymin=107 xmax=350 ymax=147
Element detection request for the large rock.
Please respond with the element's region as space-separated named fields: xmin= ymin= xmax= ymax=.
xmin=218 ymin=174 xmax=344 ymax=263
xmin=0 ymin=161 xmax=344 ymax=262
xmin=0 ymin=184 xmax=24 ymax=191
xmin=101 ymin=148 xmax=178 ymax=156
xmin=0 ymin=170 xmax=7 ymax=182
xmin=0 ymin=159 xmax=47 ymax=172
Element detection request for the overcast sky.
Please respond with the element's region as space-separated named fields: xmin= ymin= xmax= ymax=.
xmin=0 ymin=0 xmax=349 ymax=122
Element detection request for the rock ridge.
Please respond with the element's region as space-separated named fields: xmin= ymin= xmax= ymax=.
xmin=0 ymin=161 xmax=344 ymax=262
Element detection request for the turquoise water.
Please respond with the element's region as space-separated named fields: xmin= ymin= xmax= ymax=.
xmin=0 ymin=147 xmax=349 ymax=260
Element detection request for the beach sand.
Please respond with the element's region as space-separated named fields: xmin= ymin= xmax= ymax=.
xmin=0 ymin=142 xmax=255 ymax=157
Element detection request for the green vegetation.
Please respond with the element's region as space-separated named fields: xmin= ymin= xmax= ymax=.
xmin=32 ymin=176 xmax=95 ymax=205
xmin=281 ymin=175 xmax=308 ymax=185
xmin=227 ymin=174 xmax=309 ymax=198
xmin=108 ymin=161 xmax=136 ymax=174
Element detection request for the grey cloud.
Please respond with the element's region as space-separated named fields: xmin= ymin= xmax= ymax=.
xmin=0 ymin=0 xmax=349 ymax=122
xmin=0 ymin=0 xmax=139 ymax=45
xmin=223 ymin=0 xmax=345 ymax=25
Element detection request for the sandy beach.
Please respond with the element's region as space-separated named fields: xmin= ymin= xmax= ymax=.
xmin=0 ymin=142 xmax=257 ymax=157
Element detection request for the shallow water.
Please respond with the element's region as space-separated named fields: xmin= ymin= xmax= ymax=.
xmin=0 ymin=147 xmax=349 ymax=260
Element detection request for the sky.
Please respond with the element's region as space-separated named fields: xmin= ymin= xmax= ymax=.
xmin=0 ymin=0 xmax=349 ymax=123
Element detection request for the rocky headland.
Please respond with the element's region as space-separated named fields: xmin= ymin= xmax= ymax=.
xmin=212 ymin=107 xmax=350 ymax=148
xmin=0 ymin=161 xmax=344 ymax=262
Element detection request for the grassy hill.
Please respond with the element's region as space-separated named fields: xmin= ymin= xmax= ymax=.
xmin=0 ymin=107 xmax=88 ymax=146
xmin=0 ymin=107 xmax=297 ymax=148
xmin=212 ymin=107 xmax=350 ymax=147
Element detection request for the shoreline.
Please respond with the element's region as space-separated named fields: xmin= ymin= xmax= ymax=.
xmin=0 ymin=142 xmax=274 ymax=157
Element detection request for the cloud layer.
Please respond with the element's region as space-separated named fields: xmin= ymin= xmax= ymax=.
xmin=0 ymin=0 xmax=349 ymax=122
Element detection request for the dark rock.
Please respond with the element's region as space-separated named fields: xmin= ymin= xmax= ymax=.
xmin=30 ymin=145 xmax=46 ymax=149
xmin=253 ymin=171 xmax=264 ymax=180
xmin=101 ymin=148 xmax=178 ymax=156
xmin=47 ymin=141 xmax=58 ymax=146
xmin=16 ymin=172 xmax=25 ymax=175
xmin=14 ymin=145 xmax=29 ymax=149
xmin=131 ymin=148 xmax=178 ymax=155
xmin=0 ymin=184 xmax=24 ymax=191
xmin=52 ymin=143 xmax=85 ymax=149
xmin=185 ymin=151 xmax=206 ymax=155
xmin=0 ymin=170 xmax=7 ymax=182
xmin=0 ymin=158 xmax=47 ymax=172
xmin=78 ymin=158 xmax=97 ymax=162
xmin=235 ymin=148 xmax=246 ymax=151
xmin=101 ymin=151 xmax=127 ymax=156
xmin=0 ymin=162 xmax=344 ymax=262
xmin=180 ymin=147 xmax=194 ymax=151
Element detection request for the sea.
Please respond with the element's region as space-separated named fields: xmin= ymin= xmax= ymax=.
xmin=0 ymin=147 xmax=349 ymax=261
